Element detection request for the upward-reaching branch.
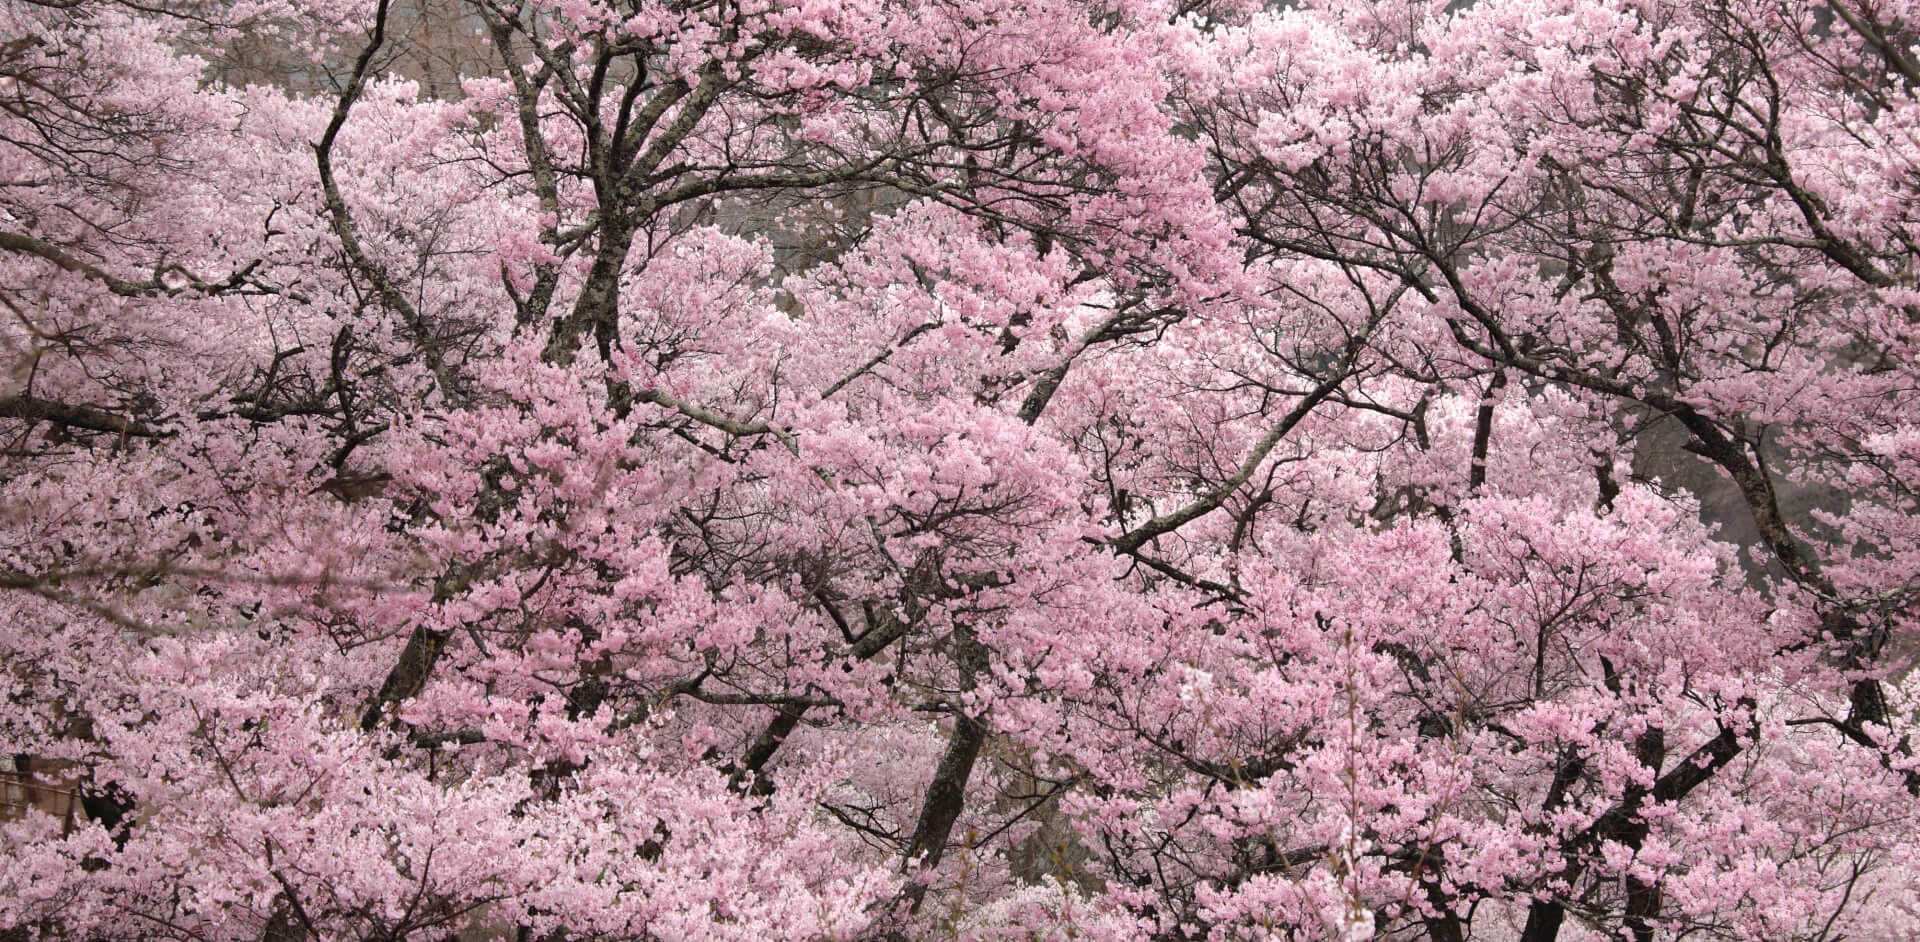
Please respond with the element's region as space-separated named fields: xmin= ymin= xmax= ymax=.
xmin=314 ymin=0 xmax=460 ymax=399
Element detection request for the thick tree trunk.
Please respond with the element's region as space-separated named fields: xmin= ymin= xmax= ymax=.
xmin=896 ymin=623 xmax=990 ymax=917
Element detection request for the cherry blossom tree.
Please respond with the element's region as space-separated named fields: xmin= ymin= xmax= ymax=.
xmin=2 ymin=0 xmax=1917 ymax=939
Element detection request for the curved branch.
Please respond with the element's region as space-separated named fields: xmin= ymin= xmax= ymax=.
xmin=313 ymin=0 xmax=458 ymax=398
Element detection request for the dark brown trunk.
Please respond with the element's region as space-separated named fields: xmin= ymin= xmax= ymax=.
xmin=896 ymin=624 xmax=990 ymax=916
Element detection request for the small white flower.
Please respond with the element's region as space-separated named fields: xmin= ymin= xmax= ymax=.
xmin=1178 ymin=666 xmax=1215 ymax=702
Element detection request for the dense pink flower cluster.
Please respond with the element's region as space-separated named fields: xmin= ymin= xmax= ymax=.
xmin=2 ymin=0 xmax=1917 ymax=938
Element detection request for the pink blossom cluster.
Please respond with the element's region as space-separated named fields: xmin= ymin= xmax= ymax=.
xmin=2 ymin=0 xmax=1918 ymax=939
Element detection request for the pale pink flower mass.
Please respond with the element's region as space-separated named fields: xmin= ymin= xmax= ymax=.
xmin=1 ymin=0 xmax=1918 ymax=939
